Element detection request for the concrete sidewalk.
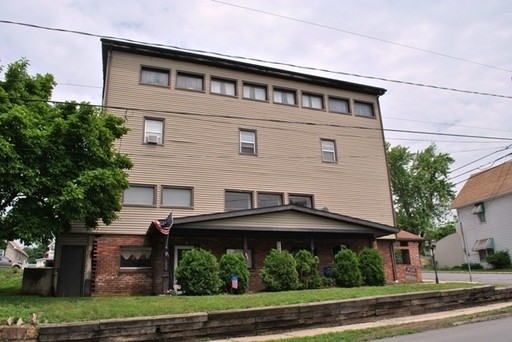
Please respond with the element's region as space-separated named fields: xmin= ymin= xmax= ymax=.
xmin=210 ymin=302 xmax=512 ymax=342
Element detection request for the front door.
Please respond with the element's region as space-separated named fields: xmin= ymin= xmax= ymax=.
xmin=57 ymin=245 xmax=85 ymax=296
xmin=173 ymin=245 xmax=193 ymax=284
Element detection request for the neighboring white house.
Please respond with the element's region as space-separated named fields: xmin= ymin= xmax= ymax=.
xmin=451 ymin=160 xmax=512 ymax=267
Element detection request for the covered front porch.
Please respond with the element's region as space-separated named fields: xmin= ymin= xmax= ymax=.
xmin=147 ymin=205 xmax=401 ymax=293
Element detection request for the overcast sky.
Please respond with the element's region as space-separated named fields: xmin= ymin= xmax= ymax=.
xmin=2 ymin=0 xmax=511 ymax=192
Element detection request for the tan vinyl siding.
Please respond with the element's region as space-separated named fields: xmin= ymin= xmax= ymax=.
xmin=179 ymin=211 xmax=378 ymax=233
xmin=91 ymin=51 xmax=393 ymax=235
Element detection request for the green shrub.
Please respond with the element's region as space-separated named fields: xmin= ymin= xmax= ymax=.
xmin=332 ymin=249 xmax=361 ymax=288
xmin=219 ymin=252 xmax=250 ymax=294
xmin=486 ymin=251 xmax=512 ymax=269
xmin=175 ymin=248 xmax=222 ymax=295
xmin=453 ymin=263 xmax=483 ymax=270
xmin=260 ymin=249 xmax=299 ymax=292
xmin=294 ymin=250 xmax=321 ymax=290
xmin=358 ymin=248 xmax=385 ymax=286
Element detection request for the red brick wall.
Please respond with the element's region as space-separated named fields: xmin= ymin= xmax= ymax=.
xmin=92 ymin=234 xmax=422 ymax=295
xmin=93 ymin=235 xmax=154 ymax=296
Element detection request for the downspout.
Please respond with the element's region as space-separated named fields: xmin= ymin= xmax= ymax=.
xmin=390 ymin=234 xmax=398 ymax=282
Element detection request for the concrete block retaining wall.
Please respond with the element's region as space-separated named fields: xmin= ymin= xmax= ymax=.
xmin=2 ymin=285 xmax=512 ymax=341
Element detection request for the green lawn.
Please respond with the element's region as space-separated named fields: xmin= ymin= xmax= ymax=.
xmin=0 ymin=268 xmax=477 ymax=325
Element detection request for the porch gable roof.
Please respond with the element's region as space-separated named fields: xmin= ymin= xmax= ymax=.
xmin=150 ymin=205 xmax=398 ymax=237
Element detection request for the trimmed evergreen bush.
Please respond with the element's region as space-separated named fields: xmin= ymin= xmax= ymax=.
xmin=219 ymin=251 xmax=250 ymax=294
xmin=175 ymin=248 xmax=222 ymax=295
xmin=358 ymin=248 xmax=385 ymax=286
xmin=331 ymin=249 xmax=362 ymax=288
xmin=294 ymin=250 xmax=321 ymax=289
xmin=486 ymin=250 xmax=512 ymax=269
xmin=260 ymin=249 xmax=299 ymax=291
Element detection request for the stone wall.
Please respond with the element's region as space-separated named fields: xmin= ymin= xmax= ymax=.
xmin=3 ymin=285 xmax=510 ymax=341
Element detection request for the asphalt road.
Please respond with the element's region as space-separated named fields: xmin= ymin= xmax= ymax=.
xmin=373 ymin=316 xmax=512 ymax=342
xmin=422 ymin=271 xmax=512 ymax=286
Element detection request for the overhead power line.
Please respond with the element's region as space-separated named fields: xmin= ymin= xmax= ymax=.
xmin=1 ymin=19 xmax=512 ymax=100
xmin=212 ymin=0 xmax=512 ymax=73
xmin=8 ymin=96 xmax=512 ymax=143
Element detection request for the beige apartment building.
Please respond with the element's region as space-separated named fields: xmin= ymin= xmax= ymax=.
xmin=52 ymin=39 xmax=421 ymax=296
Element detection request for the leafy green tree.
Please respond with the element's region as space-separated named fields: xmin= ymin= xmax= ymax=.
xmin=0 ymin=59 xmax=132 ymax=244
xmin=219 ymin=251 xmax=250 ymax=294
xmin=24 ymin=243 xmax=47 ymax=263
xmin=260 ymin=249 xmax=298 ymax=292
xmin=175 ymin=248 xmax=222 ymax=295
xmin=294 ymin=250 xmax=321 ymax=289
xmin=386 ymin=143 xmax=455 ymax=237
xmin=358 ymin=248 xmax=385 ymax=286
xmin=331 ymin=249 xmax=361 ymax=288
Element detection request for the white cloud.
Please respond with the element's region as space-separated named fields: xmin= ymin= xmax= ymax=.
xmin=1 ymin=0 xmax=511 ymax=192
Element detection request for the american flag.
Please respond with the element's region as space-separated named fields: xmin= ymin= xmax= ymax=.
xmin=231 ymin=275 xmax=238 ymax=290
xmin=152 ymin=212 xmax=173 ymax=235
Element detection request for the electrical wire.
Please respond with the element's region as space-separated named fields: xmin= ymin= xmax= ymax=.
xmin=211 ymin=0 xmax=512 ymax=74
xmin=1 ymin=19 xmax=512 ymax=99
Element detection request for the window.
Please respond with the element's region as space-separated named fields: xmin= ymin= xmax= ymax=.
xmin=140 ymin=67 xmax=169 ymax=86
xmin=162 ymin=186 xmax=193 ymax=208
xmin=473 ymin=238 xmax=494 ymax=261
xmin=258 ymin=193 xmax=283 ymax=208
xmin=120 ymin=246 xmax=152 ymax=268
xmin=289 ymin=194 xmax=313 ymax=208
xmin=354 ymin=101 xmax=375 ymax=117
xmin=226 ymin=249 xmax=253 ymax=268
xmin=123 ymin=185 xmax=156 ymax=206
xmin=240 ymin=129 xmax=257 ymax=155
xmin=225 ymin=191 xmax=253 ymax=211
xmin=273 ymin=88 xmax=296 ymax=105
xmin=176 ymin=72 xmax=204 ymax=91
xmin=328 ymin=97 xmax=350 ymax=114
xmin=302 ymin=93 xmax=324 ymax=109
xmin=144 ymin=118 xmax=164 ymax=144
xmin=472 ymin=202 xmax=486 ymax=223
xmin=211 ymin=78 xmax=236 ymax=96
xmin=243 ymin=83 xmax=267 ymax=101
xmin=332 ymin=244 xmax=348 ymax=259
xmin=321 ymin=139 xmax=337 ymax=162
xmin=394 ymin=241 xmax=411 ymax=265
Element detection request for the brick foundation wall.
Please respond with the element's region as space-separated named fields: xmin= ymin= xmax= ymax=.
xmin=93 ymin=235 xmax=154 ymax=295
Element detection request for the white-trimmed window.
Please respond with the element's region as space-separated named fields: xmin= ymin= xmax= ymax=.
xmin=289 ymin=194 xmax=313 ymax=208
xmin=176 ymin=72 xmax=204 ymax=91
xmin=321 ymin=139 xmax=337 ymax=162
xmin=162 ymin=186 xmax=193 ymax=208
xmin=144 ymin=118 xmax=164 ymax=144
xmin=273 ymin=88 xmax=296 ymax=105
xmin=226 ymin=249 xmax=253 ymax=268
xmin=243 ymin=83 xmax=267 ymax=101
xmin=140 ymin=67 xmax=170 ymax=87
xmin=225 ymin=191 xmax=253 ymax=211
xmin=302 ymin=93 xmax=324 ymax=109
xmin=120 ymin=246 xmax=152 ymax=268
xmin=328 ymin=97 xmax=350 ymax=114
xmin=240 ymin=129 xmax=257 ymax=155
xmin=211 ymin=77 xmax=236 ymax=96
xmin=258 ymin=193 xmax=283 ymax=208
xmin=472 ymin=202 xmax=486 ymax=223
xmin=123 ymin=185 xmax=156 ymax=206
xmin=354 ymin=101 xmax=375 ymax=117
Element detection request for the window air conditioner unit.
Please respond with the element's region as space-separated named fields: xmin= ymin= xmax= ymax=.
xmin=146 ymin=135 xmax=159 ymax=144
